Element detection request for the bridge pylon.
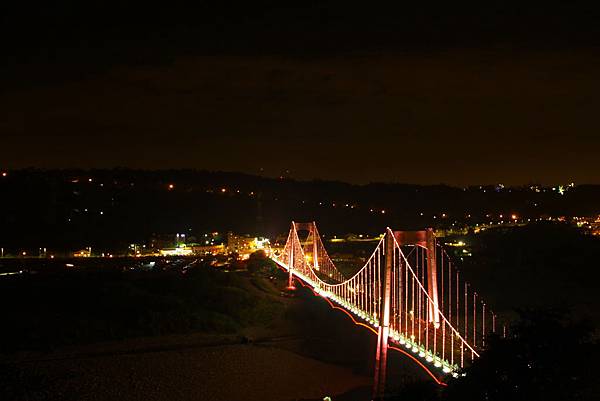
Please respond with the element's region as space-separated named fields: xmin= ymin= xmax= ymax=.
xmin=393 ymin=228 xmax=440 ymax=326
xmin=373 ymin=228 xmax=394 ymax=400
xmin=311 ymin=221 xmax=319 ymax=270
xmin=287 ymin=221 xmax=295 ymax=289
xmin=426 ymin=228 xmax=440 ymax=327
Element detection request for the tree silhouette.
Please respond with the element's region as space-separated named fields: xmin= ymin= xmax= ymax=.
xmin=444 ymin=309 xmax=599 ymax=401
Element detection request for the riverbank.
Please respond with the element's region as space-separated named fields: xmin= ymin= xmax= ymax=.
xmin=5 ymin=332 xmax=371 ymax=401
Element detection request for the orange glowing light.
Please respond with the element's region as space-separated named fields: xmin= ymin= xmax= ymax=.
xmin=168 ymin=184 xmax=174 ymax=190
xmin=389 ymin=346 xmax=448 ymax=387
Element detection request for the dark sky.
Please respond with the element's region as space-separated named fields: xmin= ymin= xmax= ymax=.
xmin=2 ymin=1 xmax=600 ymax=185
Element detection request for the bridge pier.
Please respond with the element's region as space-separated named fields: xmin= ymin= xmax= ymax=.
xmin=373 ymin=229 xmax=393 ymax=400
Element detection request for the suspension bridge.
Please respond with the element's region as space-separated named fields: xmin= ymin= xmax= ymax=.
xmin=272 ymin=221 xmax=504 ymax=399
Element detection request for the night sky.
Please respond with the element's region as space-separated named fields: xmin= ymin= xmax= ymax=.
xmin=2 ymin=2 xmax=599 ymax=185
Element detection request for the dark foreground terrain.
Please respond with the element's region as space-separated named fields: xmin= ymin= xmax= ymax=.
xmin=1 ymin=224 xmax=599 ymax=400
xmin=0 ymin=260 xmax=380 ymax=401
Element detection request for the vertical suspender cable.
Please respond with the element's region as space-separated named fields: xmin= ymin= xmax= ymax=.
xmin=441 ymin=246 xmax=444 ymax=315
xmin=456 ymin=271 xmax=460 ymax=330
xmin=448 ymin=260 xmax=452 ymax=330
xmin=411 ymin=274 xmax=415 ymax=340
xmin=425 ymin=290 xmax=429 ymax=353
xmin=472 ymin=292 xmax=477 ymax=360
xmin=473 ymin=292 xmax=477 ymax=352
xmin=378 ymin=246 xmax=382 ymax=321
xmin=417 ymin=247 xmax=425 ymax=345
xmin=464 ymin=282 xmax=468 ymax=344
xmin=405 ymin=256 xmax=409 ymax=336
xmin=482 ymin=302 xmax=486 ymax=347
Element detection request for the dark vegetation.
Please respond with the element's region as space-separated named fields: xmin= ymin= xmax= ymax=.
xmin=444 ymin=311 xmax=599 ymax=401
xmin=459 ymin=222 xmax=600 ymax=321
xmin=246 ymin=250 xmax=278 ymax=276
xmin=388 ymin=311 xmax=600 ymax=401
xmin=0 ymin=256 xmax=287 ymax=401
xmin=0 ymin=265 xmax=283 ymax=354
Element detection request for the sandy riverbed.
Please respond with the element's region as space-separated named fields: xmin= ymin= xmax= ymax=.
xmin=12 ymin=337 xmax=371 ymax=401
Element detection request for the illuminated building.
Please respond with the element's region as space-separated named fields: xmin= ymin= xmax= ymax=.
xmin=191 ymin=244 xmax=225 ymax=255
xmin=591 ymin=216 xmax=600 ymax=236
xmin=159 ymin=244 xmax=193 ymax=256
xmin=227 ymin=232 xmax=271 ymax=259
xmin=73 ymin=247 xmax=92 ymax=257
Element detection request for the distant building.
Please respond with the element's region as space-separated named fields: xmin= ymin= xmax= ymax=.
xmin=191 ymin=244 xmax=225 ymax=255
xmin=227 ymin=232 xmax=270 ymax=259
xmin=592 ymin=216 xmax=600 ymax=236
xmin=159 ymin=245 xmax=193 ymax=256
xmin=73 ymin=247 xmax=92 ymax=257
